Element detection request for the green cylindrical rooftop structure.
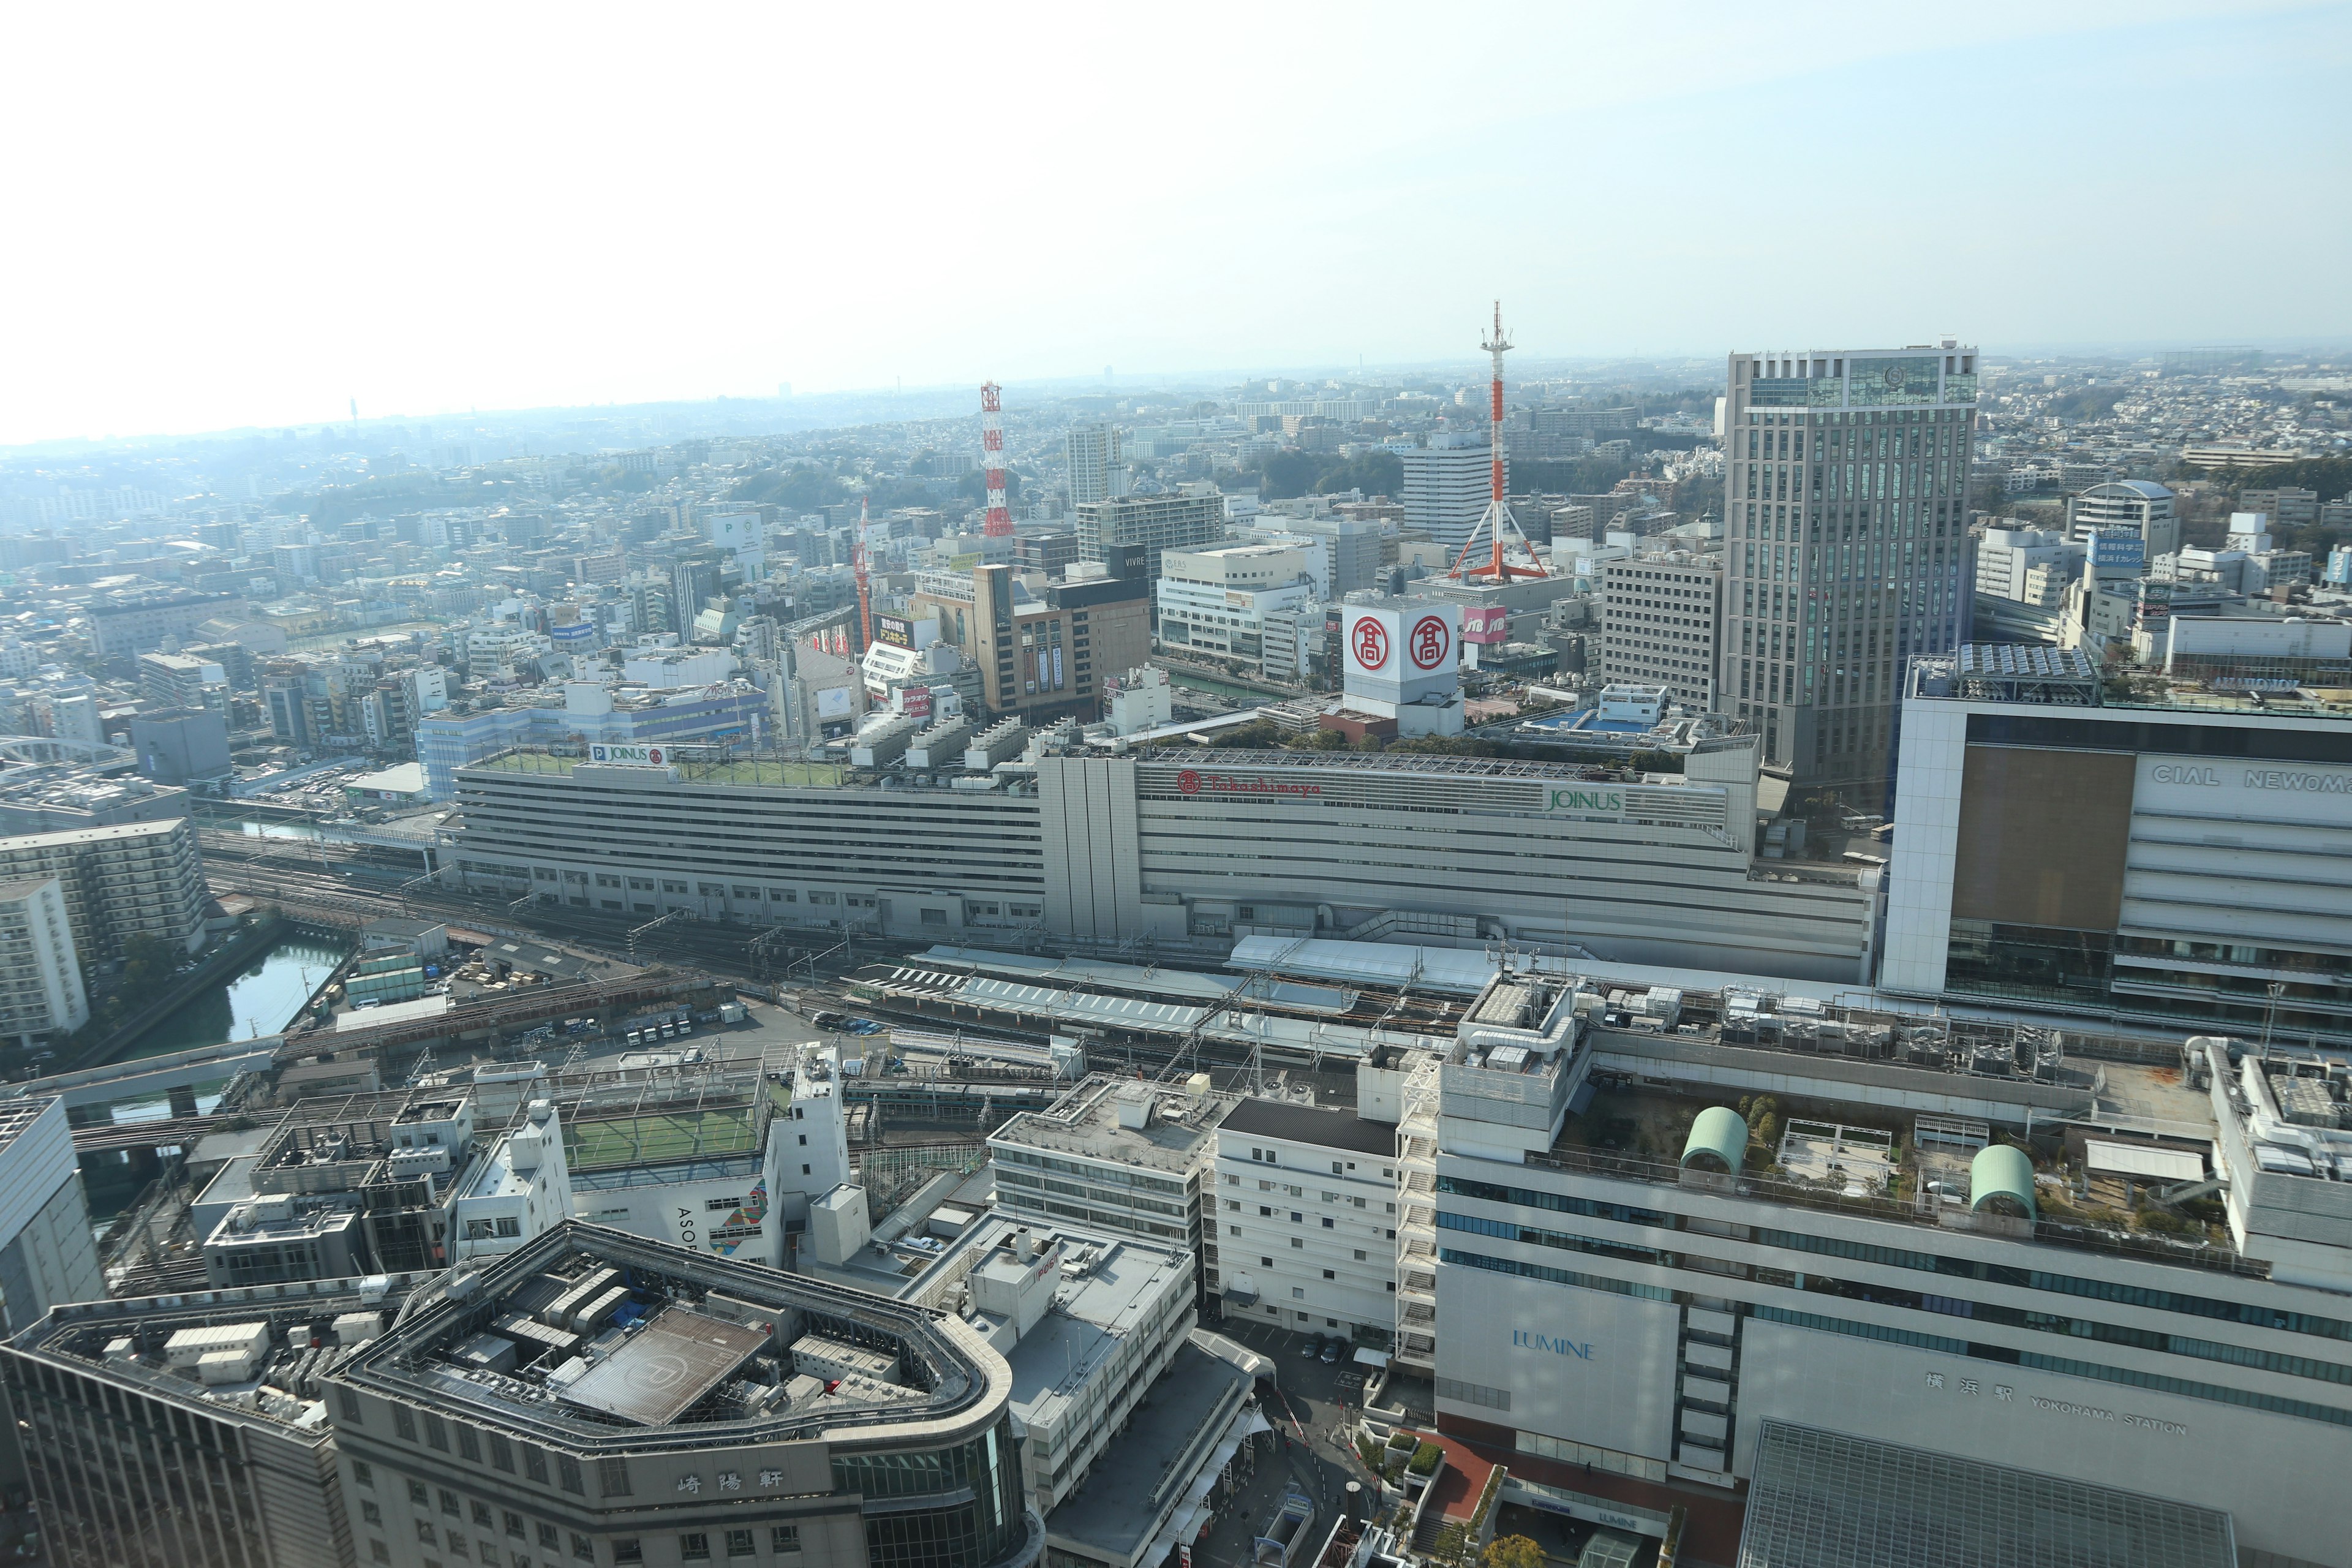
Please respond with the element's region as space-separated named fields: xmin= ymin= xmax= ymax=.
xmin=1969 ymin=1143 xmax=2037 ymax=1219
xmin=1680 ymin=1107 xmax=1749 ymax=1174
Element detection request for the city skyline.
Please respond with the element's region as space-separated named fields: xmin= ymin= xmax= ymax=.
xmin=1 ymin=2 xmax=2345 ymax=445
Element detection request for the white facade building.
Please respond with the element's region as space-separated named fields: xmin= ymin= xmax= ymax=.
xmin=1213 ymin=1100 xmax=1398 ymax=1343
xmin=1401 ymin=434 xmax=1496 ymax=556
xmin=1597 ymin=554 xmax=1721 ymax=710
xmin=1066 ymin=422 xmax=1125 ymax=507
xmin=0 ymin=879 xmax=86 ymax=1045
xmin=2067 ymin=480 xmax=2180 ymax=560
xmin=1422 ymin=958 xmax=2352 ymax=1567
xmin=1155 ymin=544 xmax=1313 ymax=663
xmin=0 ymin=1096 xmax=102 ymax=1335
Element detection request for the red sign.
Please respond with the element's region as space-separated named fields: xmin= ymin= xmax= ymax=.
xmin=902 ymin=685 xmax=933 ymax=718
xmin=1462 ymin=605 xmax=1507 ymax=645
xmin=1409 ymin=614 xmax=1451 ymax=670
xmin=1177 ymin=771 xmax=1322 ymax=798
xmin=1351 ymin=616 xmax=1390 ymax=670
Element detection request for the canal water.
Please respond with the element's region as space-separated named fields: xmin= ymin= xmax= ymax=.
xmin=121 ymin=933 xmax=352 ymax=1060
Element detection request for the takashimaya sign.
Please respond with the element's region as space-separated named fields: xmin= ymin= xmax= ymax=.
xmin=1176 ymin=769 xmax=1322 ymax=798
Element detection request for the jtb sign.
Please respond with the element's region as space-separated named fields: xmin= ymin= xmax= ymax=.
xmin=1514 ymin=1329 xmax=1594 ymax=1359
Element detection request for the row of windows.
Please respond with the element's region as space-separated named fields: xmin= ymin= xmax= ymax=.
xmin=1749 ymin=1306 xmax=2352 ymax=1430
xmin=1438 ymin=1207 xmax=2352 ymax=1392
xmin=1438 ymin=1174 xmax=2352 ymax=1348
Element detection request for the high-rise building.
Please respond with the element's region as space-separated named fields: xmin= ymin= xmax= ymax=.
xmin=1719 ymin=343 xmax=1977 ymax=798
xmin=1065 ymin=421 xmax=1123 ymax=506
xmin=1071 ymin=486 xmax=1224 ymax=587
xmin=0 ymin=818 xmax=209 ymax=963
xmin=0 ymin=1096 xmax=102 ymax=1334
xmin=1598 ymin=553 xmax=1722 ymax=710
xmin=0 ymin=880 xmax=88 ymax=1045
xmin=2067 ymin=480 xmax=2180 ymax=560
xmin=1400 ymin=434 xmax=1498 ymax=556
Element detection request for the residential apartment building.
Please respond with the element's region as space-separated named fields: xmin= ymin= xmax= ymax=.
xmin=1066 ymin=422 xmax=1124 ymax=507
xmin=1719 ymin=343 xmax=1977 ymax=798
xmin=1072 ymin=486 xmax=1224 ymax=586
xmin=1154 ymin=544 xmax=1313 ymax=665
xmin=2067 ymin=480 xmax=2181 ymax=560
xmin=0 ymin=818 xmax=209 ymax=963
xmin=1597 ymin=554 xmax=1721 ymax=710
xmin=135 ymin=651 xmax=230 ymax=718
xmin=1213 ymin=1100 xmax=1398 ymax=1346
xmin=0 ymin=879 xmax=88 ymax=1044
xmin=1400 ymin=434 xmax=1496 ymax=556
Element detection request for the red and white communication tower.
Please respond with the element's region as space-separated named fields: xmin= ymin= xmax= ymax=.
xmin=1449 ymin=300 xmax=1550 ymax=583
xmin=979 ymin=382 xmax=1013 ymax=538
xmin=852 ymin=493 xmax=875 ymax=653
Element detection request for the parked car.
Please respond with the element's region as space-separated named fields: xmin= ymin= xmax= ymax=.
xmin=810 ymin=1010 xmax=845 ymax=1029
xmin=1299 ymin=1334 xmax=1322 ymax=1358
xmin=1320 ymin=1339 xmax=1342 ymax=1364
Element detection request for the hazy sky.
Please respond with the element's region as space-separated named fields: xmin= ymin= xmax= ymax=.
xmin=3 ymin=2 xmax=2346 ymax=445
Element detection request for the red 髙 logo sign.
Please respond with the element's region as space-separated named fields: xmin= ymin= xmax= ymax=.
xmin=1352 ymin=617 xmax=1390 ymax=670
xmin=1178 ymin=769 xmax=1202 ymax=794
xmin=1409 ymin=615 xmax=1450 ymax=670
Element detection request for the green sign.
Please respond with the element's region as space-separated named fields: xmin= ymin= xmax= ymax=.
xmin=1547 ymin=788 xmax=1624 ymax=815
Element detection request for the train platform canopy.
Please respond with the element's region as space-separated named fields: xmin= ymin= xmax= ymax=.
xmin=917 ymin=947 xmax=1355 ymax=1014
xmin=1736 ymin=1422 xmax=2234 ymax=1568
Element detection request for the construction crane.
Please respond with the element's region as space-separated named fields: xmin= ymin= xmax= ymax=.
xmin=853 ymin=493 xmax=875 ymax=653
xmin=979 ymin=382 xmax=1013 ymax=538
xmin=1449 ymin=300 xmax=1551 ymax=584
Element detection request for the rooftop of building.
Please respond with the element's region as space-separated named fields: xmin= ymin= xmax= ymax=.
xmin=1508 ymin=1005 xmax=2255 ymax=1279
xmin=1220 ymin=1097 xmax=1396 ymax=1159
xmin=0 ymin=816 xmax=189 ymax=851
xmin=0 ymin=1096 xmax=56 ymax=1158
xmin=1038 ymin=1340 xmax=1253 ymax=1564
xmin=334 ymin=1222 xmax=1005 ymax=1452
xmin=6 ymin=1272 xmax=428 ymax=1444
xmin=1139 ymin=746 xmax=1686 ymax=784
xmin=991 ymin=1074 xmax=1235 ymax=1175
xmin=1909 ymin=645 xmax=2352 ymax=723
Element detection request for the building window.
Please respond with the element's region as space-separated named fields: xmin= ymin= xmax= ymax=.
xmin=572 ymin=1534 xmax=595 ymax=1561
xmin=682 ymin=1534 xmax=712 ymax=1562
xmin=394 ymin=1406 xmax=418 ymax=1442
xmin=540 ymin=1524 xmax=561 ymax=1550
xmin=598 ymin=1457 xmax=631 ymax=1497
xmin=339 ymin=1387 xmax=364 ymax=1424
xmin=409 ymin=1480 xmax=430 ymax=1506
xmin=440 ymin=1488 xmax=462 ymax=1516
xmin=726 ymin=1529 xmax=756 ymax=1558
xmin=352 ymin=1460 xmax=374 ymax=1488
xmin=614 ymin=1544 xmax=644 ymax=1565
xmin=507 ymin=1512 xmax=527 ymax=1539
xmin=1292 ymin=1287 xmax=1305 ymax=1298
xmin=1291 ymin=1237 xmax=1303 ymax=1249
xmin=363 ymin=1501 xmax=383 ymax=1526
xmin=1324 ymin=1269 xmax=1336 ymax=1280
xmin=772 ymin=1525 xmax=802 ymax=1553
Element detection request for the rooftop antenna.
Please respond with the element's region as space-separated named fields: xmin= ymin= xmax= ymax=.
xmin=979 ymin=383 xmax=1013 ymax=539
xmin=1449 ymin=300 xmax=1550 ymax=584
